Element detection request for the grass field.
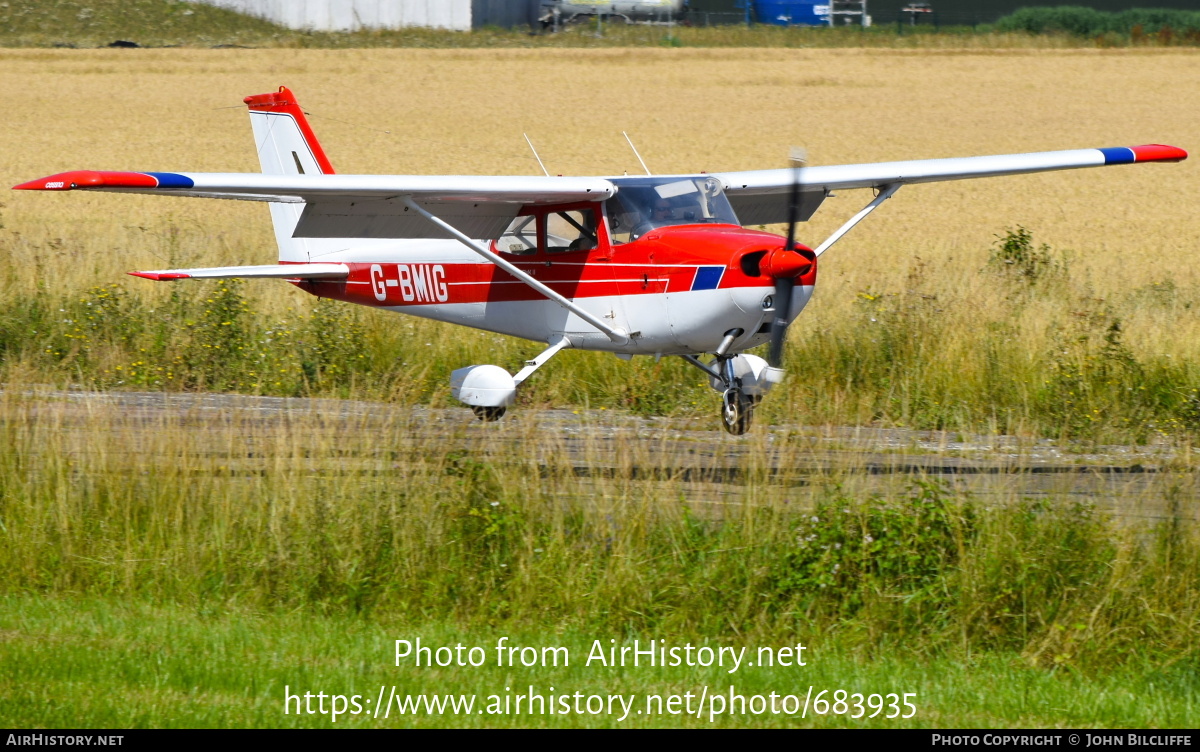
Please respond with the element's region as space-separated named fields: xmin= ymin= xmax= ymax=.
xmin=1 ymin=47 xmax=1198 ymax=728
xmin=3 ymin=598 xmax=1196 ymax=728
xmin=1 ymin=47 xmax=1198 ymax=439
xmin=0 ymin=390 xmax=1196 ymax=727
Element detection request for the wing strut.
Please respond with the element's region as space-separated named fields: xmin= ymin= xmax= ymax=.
xmin=813 ymin=183 xmax=901 ymax=258
xmin=399 ymin=198 xmax=629 ymax=344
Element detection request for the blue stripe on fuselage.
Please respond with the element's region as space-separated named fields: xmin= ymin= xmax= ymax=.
xmin=691 ymin=266 xmax=725 ymax=291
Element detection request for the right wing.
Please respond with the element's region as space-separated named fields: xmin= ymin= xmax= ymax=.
xmin=14 ymin=171 xmax=616 ymax=241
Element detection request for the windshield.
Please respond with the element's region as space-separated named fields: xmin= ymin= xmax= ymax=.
xmin=606 ymin=176 xmax=739 ymax=244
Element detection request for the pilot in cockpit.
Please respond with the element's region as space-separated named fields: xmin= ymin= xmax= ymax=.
xmin=651 ymin=199 xmax=675 ymax=222
xmin=606 ymin=176 xmax=741 ymax=244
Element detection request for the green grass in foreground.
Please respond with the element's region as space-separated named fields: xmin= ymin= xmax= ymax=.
xmin=1 ymin=388 xmax=1197 ymax=728
xmin=1 ymin=595 xmax=1196 ymax=728
xmin=1 ymin=390 xmax=1198 ymax=728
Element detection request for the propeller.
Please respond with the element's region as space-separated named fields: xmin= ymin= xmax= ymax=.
xmin=766 ymin=148 xmax=811 ymax=370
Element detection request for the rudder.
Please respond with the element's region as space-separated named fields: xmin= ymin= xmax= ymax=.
xmin=244 ymin=86 xmax=336 ymax=262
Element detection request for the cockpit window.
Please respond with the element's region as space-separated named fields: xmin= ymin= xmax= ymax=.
xmin=606 ymin=176 xmax=739 ymax=244
xmin=497 ymin=207 xmax=600 ymax=256
xmin=546 ymin=208 xmax=598 ymax=253
xmin=498 ymin=214 xmax=538 ymax=255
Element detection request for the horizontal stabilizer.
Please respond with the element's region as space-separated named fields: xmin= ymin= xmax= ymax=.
xmin=128 ymin=263 xmax=349 ymax=281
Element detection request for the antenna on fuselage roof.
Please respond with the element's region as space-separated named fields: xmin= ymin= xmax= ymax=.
xmin=523 ymin=133 xmax=550 ymax=177
xmin=623 ymin=132 xmax=652 ymax=176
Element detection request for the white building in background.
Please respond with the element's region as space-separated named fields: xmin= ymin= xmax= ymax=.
xmin=196 ymin=0 xmax=474 ymax=31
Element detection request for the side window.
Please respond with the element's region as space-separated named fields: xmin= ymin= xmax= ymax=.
xmin=545 ymin=209 xmax=597 ymax=253
xmin=605 ymin=194 xmax=642 ymax=246
xmin=497 ymin=214 xmax=538 ymax=255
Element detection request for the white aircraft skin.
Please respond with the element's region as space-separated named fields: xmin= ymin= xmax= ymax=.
xmin=13 ymin=86 xmax=1187 ymax=433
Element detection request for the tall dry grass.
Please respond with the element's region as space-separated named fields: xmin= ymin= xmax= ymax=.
xmin=0 ymin=385 xmax=1196 ymax=671
xmin=0 ymin=48 xmax=1197 ymax=438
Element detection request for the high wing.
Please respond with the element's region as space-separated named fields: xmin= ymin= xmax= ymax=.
xmin=13 ymin=144 xmax=1185 ymax=239
xmin=714 ymin=144 xmax=1187 ymax=226
xmin=13 ymin=171 xmax=616 ymax=241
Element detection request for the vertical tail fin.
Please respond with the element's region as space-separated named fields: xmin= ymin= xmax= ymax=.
xmin=244 ymin=86 xmax=336 ymax=262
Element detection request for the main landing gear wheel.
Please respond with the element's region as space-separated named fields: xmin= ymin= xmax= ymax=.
xmin=720 ymin=388 xmax=754 ymax=435
xmin=471 ymin=406 xmax=507 ymax=422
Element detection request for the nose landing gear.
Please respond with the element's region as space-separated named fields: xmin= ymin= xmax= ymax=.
xmin=680 ymin=329 xmax=783 ymax=435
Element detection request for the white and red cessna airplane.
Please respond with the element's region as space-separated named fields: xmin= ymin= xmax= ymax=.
xmin=15 ymin=87 xmax=1187 ymax=433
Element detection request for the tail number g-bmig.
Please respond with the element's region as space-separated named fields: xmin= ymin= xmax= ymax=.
xmin=370 ymin=263 xmax=449 ymax=304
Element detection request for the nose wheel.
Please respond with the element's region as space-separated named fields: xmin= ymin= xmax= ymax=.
xmin=720 ymin=388 xmax=754 ymax=435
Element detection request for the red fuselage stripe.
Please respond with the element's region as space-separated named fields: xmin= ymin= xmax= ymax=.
xmin=304 ymin=261 xmax=811 ymax=307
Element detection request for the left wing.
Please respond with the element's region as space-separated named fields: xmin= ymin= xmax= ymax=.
xmin=13 ymin=171 xmax=616 ymax=241
xmin=715 ymin=144 xmax=1187 ymax=226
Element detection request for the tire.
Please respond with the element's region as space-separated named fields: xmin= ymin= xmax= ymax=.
xmin=471 ymin=406 xmax=507 ymax=422
xmin=720 ymin=389 xmax=753 ymax=435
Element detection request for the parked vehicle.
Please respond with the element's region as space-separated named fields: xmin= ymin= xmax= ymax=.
xmin=542 ymin=0 xmax=687 ymax=25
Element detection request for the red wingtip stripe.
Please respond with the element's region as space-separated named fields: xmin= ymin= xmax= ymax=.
xmin=128 ymin=271 xmax=191 ymax=281
xmin=1130 ymin=144 xmax=1188 ymax=163
xmin=242 ymin=85 xmax=335 ymax=174
xmin=14 ymin=170 xmax=159 ymax=191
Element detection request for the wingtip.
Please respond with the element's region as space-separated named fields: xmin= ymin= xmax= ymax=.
xmin=13 ymin=171 xmax=165 ymax=191
xmin=1133 ymin=144 xmax=1188 ymax=163
xmin=128 ymin=271 xmax=191 ymax=281
xmin=13 ymin=174 xmax=81 ymax=191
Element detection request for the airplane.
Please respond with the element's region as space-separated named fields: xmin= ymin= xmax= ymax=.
xmin=14 ymin=86 xmax=1187 ymax=434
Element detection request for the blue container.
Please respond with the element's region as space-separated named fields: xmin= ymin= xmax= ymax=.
xmin=753 ymin=1 xmax=829 ymax=26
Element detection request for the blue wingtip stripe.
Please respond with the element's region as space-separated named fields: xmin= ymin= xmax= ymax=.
xmin=145 ymin=172 xmax=195 ymax=188
xmin=1098 ymin=147 xmax=1136 ymax=165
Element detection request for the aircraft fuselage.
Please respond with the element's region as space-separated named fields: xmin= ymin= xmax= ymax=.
xmin=300 ymin=223 xmax=817 ymax=355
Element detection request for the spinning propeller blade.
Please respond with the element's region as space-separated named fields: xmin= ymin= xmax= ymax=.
xmin=767 ymin=149 xmax=806 ymax=369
